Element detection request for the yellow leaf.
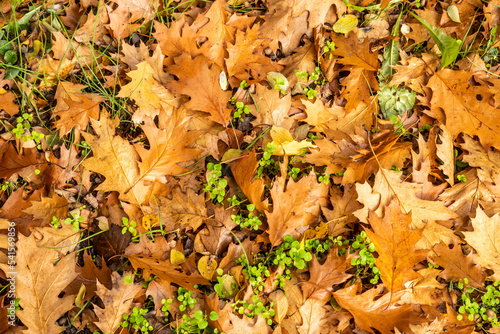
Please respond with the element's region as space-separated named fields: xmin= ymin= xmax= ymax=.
xmin=142 ymin=214 xmax=160 ymax=230
xmin=270 ymin=126 xmax=316 ymax=155
xmin=198 ymin=255 xmax=217 ymax=280
xmin=333 ymin=15 xmax=358 ymax=34
xmin=170 ymin=249 xmax=186 ymax=266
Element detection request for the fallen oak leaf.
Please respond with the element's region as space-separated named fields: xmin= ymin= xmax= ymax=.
xmin=265 ymin=157 xmax=328 ymax=246
xmin=0 ymin=234 xmax=78 ymax=334
xmin=93 ymin=271 xmax=142 ymax=334
xmin=365 ymin=200 xmax=428 ymax=293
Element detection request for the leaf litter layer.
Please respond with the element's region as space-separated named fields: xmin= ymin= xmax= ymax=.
xmin=1 ymin=0 xmax=500 ymax=333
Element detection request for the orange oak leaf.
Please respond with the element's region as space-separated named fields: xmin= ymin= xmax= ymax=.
xmin=355 ymin=169 xmax=460 ymax=250
xmin=0 ymin=234 xmax=78 ymax=334
xmin=365 ymin=201 xmax=428 ymax=293
xmin=23 ymin=193 xmax=68 ymax=226
xmin=302 ymin=248 xmax=353 ymax=301
xmin=266 ymin=0 xmax=346 ymax=28
xmin=330 ymin=32 xmax=379 ymax=71
xmin=54 ymin=95 xmax=102 ymax=135
xmin=304 ymin=128 xmax=411 ymax=184
xmin=135 ymin=116 xmax=202 ymax=184
xmin=127 ymin=253 xmax=208 ymax=290
xmin=117 ymin=61 xmax=179 ymax=124
xmin=230 ymin=150 xmax=269 ymax=213
xmin=333 ymin=282 xmax=427 ymax=334
xmin=155 ymin=188 xmax=209 ymax=231
xmin=425 ymin=70 xmax=500 ymax=150
xmin=463 ymin=208 xmax=500 ymax=280
xmin=0 ymin=91 xmax=18 ymax=116
xmin=265 ymin=160 xmax=328 ymax=246
xmin=431 ymin=242 xmax=486 ymax=288
xmin=81 ymin=113 xmax=149 ymax=205
xmin=226 ymin=25 xmax=282 ymax=83
xmin=167 ymin=54 xmax=233 ymax=125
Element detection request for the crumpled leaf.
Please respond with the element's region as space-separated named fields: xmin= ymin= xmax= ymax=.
xmin=270 ymin=125 xmax=316 ymax=155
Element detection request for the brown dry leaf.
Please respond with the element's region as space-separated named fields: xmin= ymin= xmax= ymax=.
xmin=93 ymin=271 xmax=142 ymax=334
xmin=249 ymin=84 xmax=294 ymax=131
xmin=135 ymin=116 xmax=202 ymax=183
xmin=226 ymin=313 xmax=272 ymax=334
xmin=425 ymin=69 xmax=500 ymax=150
xmin=330 ymin=32 xmax=379 ymax=71
xmin=259 ymin=8 xmax=309 ymax=55
xmin=117 ymin=61 xmax=179 ymax=123
xmin=302 ymin=99 xmax=345 ymax=132
xmin=155 ymin=188 xmax=208 ymax=231
xmin=230 ymin=150 xmax=269 ymax=213
xmin=65 ymin=252 xmax=112 ymax=302
xmin=269 ymin=290 xmax=288 ymax=324
xmin=167 ymin=54 xmax=232 ymax=125
xmin=127 ymin=253 xmax=208 ymax=290
xmin=461 ymin=134 xmax=500 ymax=181
xmin=463 ymin=208 xmax=500 ymax=280
xmin=265 ymin=161 xmax=328 ymax=246
xmin=305 ymin=128 xmax=411 ymax=184
xmin=338 ymin=67 xmax=378 ymax=117
xmin=333 ymin=282 xmax=427 ymax=334
xmin=399 ymin=268 xmax=445 ymax=306
xmin=0 ymin=234 xmax=78 ymax=334
xmin=153 ymin=17 xmax=203 ymax=60
xmin=73 ymin=8 xmax=109 ymax=45
xmin=266 ymin=0 xmax=346 ymax=28
xmin=23 ymin=193 xmax=68 ymax=226
xmin=54 ymin=96 xmax=103 ymax=135
xmin=302 ymin=248 xmax=352 ymax=301
xmin=389 ymin=53 xmax=439 ymax=94
xmin=31 ymin=223 xmax=80 ymax=256
xmin=279 ymin=40 xmax=316 ymax=87
xmin=366 ymin=201 xmax=428 ymax=293
xmin=226 ymin=25 xmax=282 ymax=83
xmin=297 ymin=299 xmax=327 ymax=334
xmin=81 ymin=113 xmax=149 ymax=205
xmin=355 ymin=169 xmax=460 ymax=249
xmin=0 ymin=91 xmax=18 ymax=116
xmin=430 ymin=242 xmax=486 ymax=288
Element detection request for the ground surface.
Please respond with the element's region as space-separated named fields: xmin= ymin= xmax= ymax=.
xmin=1 ymin=0 xmax=500 ymax=333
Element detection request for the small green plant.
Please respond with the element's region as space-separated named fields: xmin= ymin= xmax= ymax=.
xmin=232 ymin=295 xmax=275 ymax=326
xmin=455 ymin=279 xmax=500 ymax=328
xmin=161 ymin=298 xmax=173 ymax=317
xmin=174 ymin=287 xmax=221 ymax=334
xmin=457 ymin=174 xmax=467 ymax=182
xmin=348 ymin=231 xmax=380 ymax=284
xmin=120 ymin=307 xmax=154 ymax=334
xmin=11 ymin=112 xmax=45 ymax=149
xmin=63 ymin=206 xmax=86 ymax=232
xmin=178 ymin=310 xmax=220 ymax=334
xmin=231 ymin=204 xmax=262 ymax=230
xmin=178 ymin=287 xmax=197 ymax=312
xmin=256 ymin=142 xmax=279 ymax=178
xmin=121 ymin=217 xmax=138 ymax=236
xmin=204 ymin=163 xmax=227 ymax=204
xmin=233 ymin=101 xmax=250 ymax=121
